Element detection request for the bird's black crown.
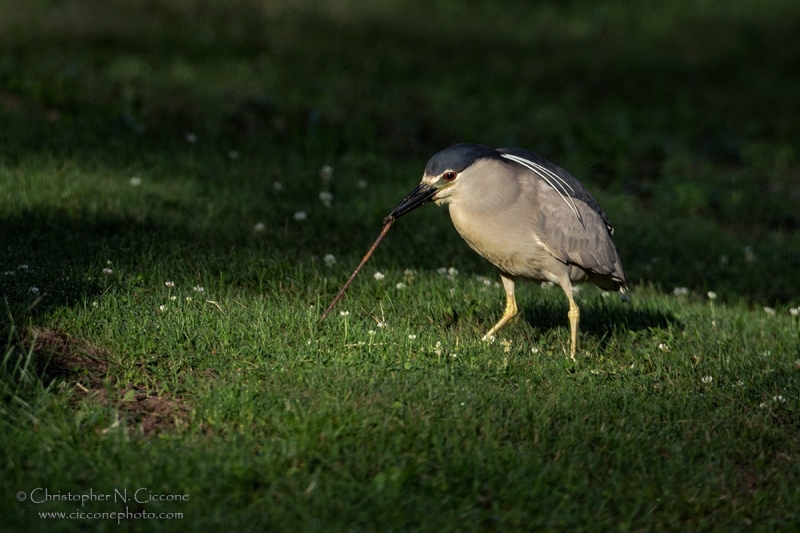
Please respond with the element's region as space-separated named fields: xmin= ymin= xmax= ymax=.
xmin=424 ymin=143 xmax=499 ymax=176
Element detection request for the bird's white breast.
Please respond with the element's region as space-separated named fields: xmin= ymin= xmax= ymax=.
xmin=447 ymin=202 xmax=553 ymax=280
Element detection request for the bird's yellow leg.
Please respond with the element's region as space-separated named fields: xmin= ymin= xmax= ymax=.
xmin=483 ymin=275 xmax=517 ymax=341
xmin=564 ymin=290 xmax=580 ymax=361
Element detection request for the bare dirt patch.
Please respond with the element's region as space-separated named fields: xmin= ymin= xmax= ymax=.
xmin=114 ymin=386 xmax=193 ymax=436
xmin=21 ymin=327 xmax=192 ymax=436
xmin=22 ymin=326 xmax=110 ymax=391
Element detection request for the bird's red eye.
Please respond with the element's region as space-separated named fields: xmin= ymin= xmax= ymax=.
xmin=443 ymin=171 xmax=457 ymax=182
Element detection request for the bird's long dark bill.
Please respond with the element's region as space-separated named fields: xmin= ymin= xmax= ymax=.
xmin=384 ymin=183 xmax=437 ymax=223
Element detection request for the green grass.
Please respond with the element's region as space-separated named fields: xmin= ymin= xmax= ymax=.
xmin=2 ymin=0 xmax=800 ymax=530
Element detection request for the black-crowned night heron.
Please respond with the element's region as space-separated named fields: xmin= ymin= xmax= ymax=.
xmin=387 ymin=143 xmax=628 ymax=358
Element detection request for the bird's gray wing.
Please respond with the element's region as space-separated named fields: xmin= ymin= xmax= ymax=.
xmin=532 ymin=183 xmax=627 ymax=285
xmin=497 ymin=147 xmax=615 ymax=234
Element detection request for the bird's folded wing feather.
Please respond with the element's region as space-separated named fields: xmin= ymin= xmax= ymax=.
xmin=497 ymin=147 xmax=615 ymax=234
xmin=535 ymin=186 xmax=626 ymax=283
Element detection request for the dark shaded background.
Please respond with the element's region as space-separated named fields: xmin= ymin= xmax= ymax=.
xmin=2 ymin=0 xmax=799 ymax=323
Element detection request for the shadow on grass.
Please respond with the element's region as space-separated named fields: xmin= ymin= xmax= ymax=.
xmin=0 ymin=209 xmax=196 ymax=329
xmin=518 ymin=297 xmax=678 ymax=349
xmin=443 ymin=291 xmax=678 ymax=348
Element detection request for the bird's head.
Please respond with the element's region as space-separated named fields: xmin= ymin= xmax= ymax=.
xmin=385 ymin=144 xmax=499 ymax=223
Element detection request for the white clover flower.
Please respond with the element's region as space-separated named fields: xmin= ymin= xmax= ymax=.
xmin=130 ymin=177 xmax=142 ymax=186
xmin=228 ymin=150 xmax=240 ymax=160
xmin=293 ymin=211 xmax=307 ymax=221
xmin=273 ymin=181 xmax=283 ymax=192
xmin=368 ymin=330 xmax=376 ymax=336
xmin=324 ymin=254 xmax=336 ymax=266
xmin=165 ymin=281 xmax=175 ymax=288
xmin=185 ymin=296 xmax=192 ymax=302
xmin=719 ymin=255 xmax=729 ymax=264
xmin=531 ymin=347 xmax=539 ymax=354
xmin=448 ymin=267 xmax=459 ymax=276
xmin=408 ymin=334 xmax=417 ymax=340
xmin=376 ymin=320 xmax=387 ymax=328
xmin=170 ymin=296 xmax=177 ymax=301
xmin=790 ymin=308 xmax=799 ymax=316
xmin=319 ymin=191 xmax=333 ymax=207
xmin=159 ymin=305 xmax=167 ymax=312
xmin=774 ymin=395 xmax=786 ymax=403
xmin=434 ymin=341 xmax=442 ymax=356
xmin=403 ymin=268 xmax=416 ymax=277
xmin=92 ymin=301 xmax=99 ymax=307
xmin=437 ymin=267 xmax=448 ymax=275
xmin=759 ymin=402 xmax=767 ymax=409
xmin=357 ymin=180 xmax=368 ymax=189
xmin=186 ymin=133 xmax=197 ymax=143
xmin=2 ymin=271 xmax=13 ymax=276
xmin=764 ymin=307 xmax=775 ymax=315
xmin=673 ymin=287 xmax=689 ymax=296
xmin=339 ymin=310 xmax=349 ymax=317
xmin=319 ymin=164 xmax=333 ymax=181
xmin=18 ymin=264 xmax=28 ymax=270
xmin=29 ymin=287 xmax=39 ymax=294
xmin=540 ymin=281 xmax=554 ymax=290
xmin=707 ymin=291 xmax=717 ymax=300
xmin=373 ymin=272 xmax=385 ymax=281
xmin=658 ymin=343 xmax=669 ymax=352
xmin=701 ymin=376 xmax=713 ymax=384
xmin=193 ymin=286 xmax=205 ymax=293
xmin=107 ymin=260 xmax=112 ymax=265
xmin=744 ymin=246 xmax=756 ymax=263
xmin=601 ymin=291 xmax=610 ymax=298
xmin=254 ymin=222 xmax=266 ymax=232
xmin=102 ymin=268 xmax=112 ymax=275
xmin=396 ymin=282 xmax=406 ymax=289
xmin=500 ymin=339 xmax=512 ymax=353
